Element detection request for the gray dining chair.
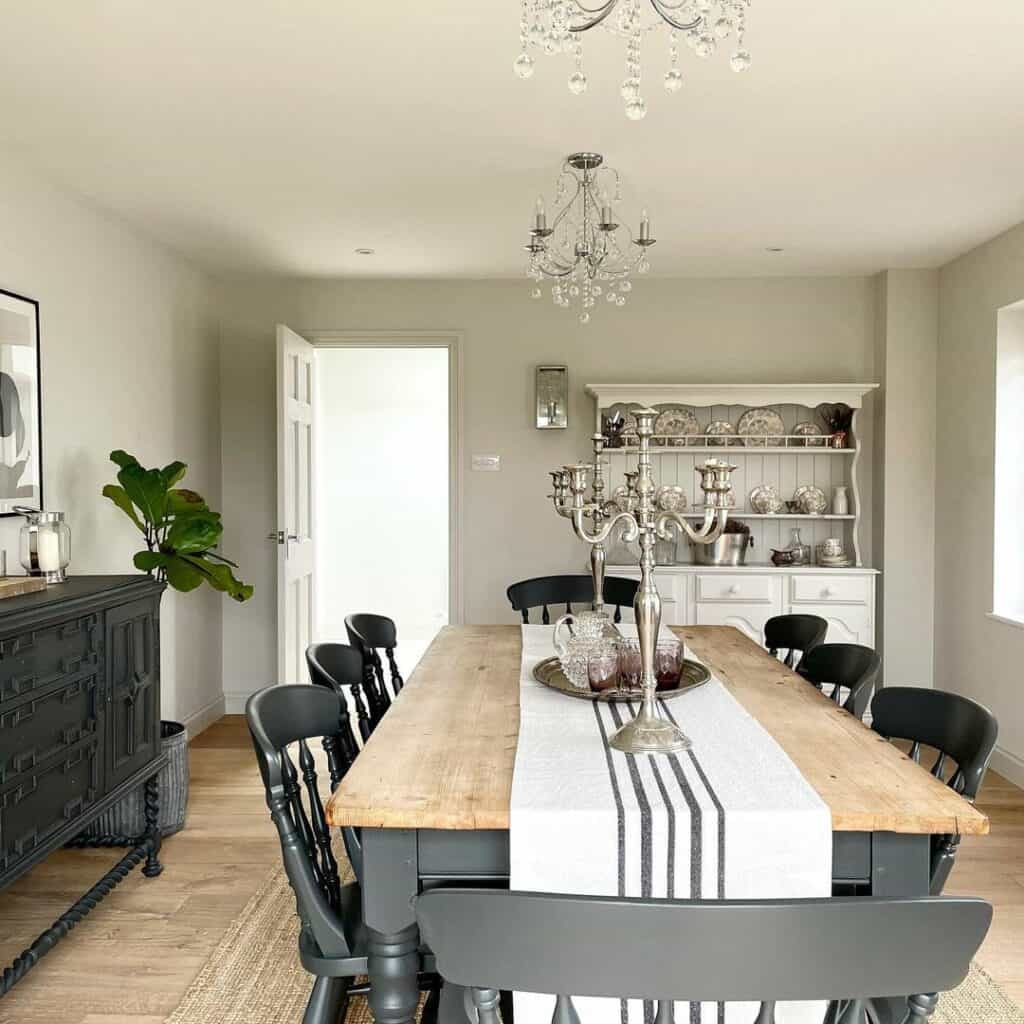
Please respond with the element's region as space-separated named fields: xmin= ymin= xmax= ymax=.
xmin=417 ymin=888 xmax=990 ymax=1024
xmin=247 ymin=684 xmax=440 ymax=1024
xmin=871 ymin=686 xmax=998 ymax=894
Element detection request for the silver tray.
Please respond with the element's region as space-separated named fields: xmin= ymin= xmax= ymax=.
xmin=532 ymin=656 xmax=711 ymax=702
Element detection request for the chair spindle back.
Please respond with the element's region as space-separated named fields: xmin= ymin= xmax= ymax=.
xmin=506 ymin=575 xmax=639 ymax=625
xmin=247 ymin=684 xmax=355 ymax=958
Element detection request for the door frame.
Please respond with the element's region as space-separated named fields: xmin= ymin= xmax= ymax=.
xmin=304 ymin=329 xmax=465 ymax=626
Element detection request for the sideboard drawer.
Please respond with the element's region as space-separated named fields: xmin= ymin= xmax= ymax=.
xmin=695 ymin=574 xmax=775 ymax=604
xmin=0 ymin=675 xmax=103 ymax=788
xmin=0 ymin=736 xmax=101 ymax=876
xmin=0 ymin=614 xmax=100 ymax=708
xmin=790 ymin=575 xmax=871 ymax=606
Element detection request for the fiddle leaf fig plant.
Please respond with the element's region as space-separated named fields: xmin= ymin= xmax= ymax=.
xmin=103 ymin=450 xmax=253 ymax=602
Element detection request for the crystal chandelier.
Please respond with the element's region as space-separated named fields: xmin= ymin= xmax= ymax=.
xmin=514 ymin=0 xmax=752 ymax=120
xmin=524 ymin=152 xmax=655 ymax=324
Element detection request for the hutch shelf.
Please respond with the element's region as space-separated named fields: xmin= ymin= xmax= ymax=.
xmin=585 ymin=382 xmax=879 ymax=648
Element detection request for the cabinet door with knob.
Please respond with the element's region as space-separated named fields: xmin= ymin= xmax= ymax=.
xmin=105 ymin=597 xmax=161 ymax=793
xmin=787 ymin=574 xmax=875 ymax=646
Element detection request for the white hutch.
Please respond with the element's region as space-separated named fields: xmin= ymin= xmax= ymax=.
xmin=586 ymin=383 xmax=879 ymax=648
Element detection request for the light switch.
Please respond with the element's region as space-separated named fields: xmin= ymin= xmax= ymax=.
xmin=472 ymin=454 xmax=501 ymax=472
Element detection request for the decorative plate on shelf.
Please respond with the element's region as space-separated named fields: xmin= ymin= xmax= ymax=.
xmin=655 ymin=484 xmax=687 ymax=513
xmin=610 ymin=485 xmax=633 ymax=512
xmin=749 ymin=484 xmax=784 ymax=514
xmin=793 ymin=421 xmax=826 ymax=446
xmin=704 ymin=420 xmax=737 ymax=446
xmin=738 ymin=407 xmax=785 ymax=447
xmin=818 ymin=555 xmax=853 ymax=567
xmin=654 ymin=405 xmax=700 ymax=447
xmin=794 ymin=484 xmax=828 ymax=515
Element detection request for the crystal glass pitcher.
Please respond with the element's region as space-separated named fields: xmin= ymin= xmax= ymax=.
xmin=553 ymin=610 xmax=615 ymax=689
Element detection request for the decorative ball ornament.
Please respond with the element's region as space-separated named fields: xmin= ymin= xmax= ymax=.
xmin=730 ymin=49 xmax=752 ymax=71
xmin=513 ymin=52 xmax=535 ymax=78
xmin=568 ymin=70 xmax=588 ymax=94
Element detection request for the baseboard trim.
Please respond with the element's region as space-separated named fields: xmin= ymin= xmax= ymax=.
xmin=224 ymin=690 xmax=255 ymax=715
xmin=990 ymin=745 xmax=1024 ymax=789
xmin=182 ymin=694 xmax=226 ymax=740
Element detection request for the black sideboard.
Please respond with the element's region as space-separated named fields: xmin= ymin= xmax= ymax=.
xmin=0 ymin=574 xmax=167 ymax=995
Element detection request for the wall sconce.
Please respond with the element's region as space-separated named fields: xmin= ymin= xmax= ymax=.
xmin=536 ymin=365 xmax=568 ymax=429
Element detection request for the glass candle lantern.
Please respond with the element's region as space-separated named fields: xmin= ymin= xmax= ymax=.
xmin=18 ymin=509 xmax=71 ymax=583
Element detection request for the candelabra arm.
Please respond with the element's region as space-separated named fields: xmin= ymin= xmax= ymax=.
xmin=570 ymin=508 xmax=638 ymax=546
xmin=656 ymin=508 xmax=727 ymax=545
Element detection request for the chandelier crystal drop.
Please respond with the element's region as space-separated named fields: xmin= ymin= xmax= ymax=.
xmin=524 ymin=152 xmax=654 ymax=324
xmin=514 ymin=0 xmax=752 ymax=118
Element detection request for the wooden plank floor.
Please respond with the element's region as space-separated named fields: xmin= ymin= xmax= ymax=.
xmin=0 ymin=716 xmax=1021 ymax=1024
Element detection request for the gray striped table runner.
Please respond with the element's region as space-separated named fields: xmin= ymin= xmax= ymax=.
xmin=510 ymin=625 xmax=832 ymax=1024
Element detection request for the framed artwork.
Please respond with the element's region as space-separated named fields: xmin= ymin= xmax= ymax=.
xmin=0 ymin=288 xmax=42 ymax=514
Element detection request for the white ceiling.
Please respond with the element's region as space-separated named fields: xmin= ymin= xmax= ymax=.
xmin=2 ymin=2 xmax=1024 ymax=278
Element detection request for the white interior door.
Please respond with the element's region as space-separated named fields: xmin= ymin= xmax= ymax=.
xmin=276 ymin=324 xmax=316 ymax=684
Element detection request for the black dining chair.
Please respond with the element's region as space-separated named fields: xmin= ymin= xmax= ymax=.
xmin=799 ymin=643 xmax=880 ymax=720
xmin=345 ymin=613 xmax=403 ymax=728
xmin=306 ymin=642 xmax=370 ymax=881
xmin=506 ymin=574 xmax=639 ymax=624
xmin=247 ymin=684 xmax=440 ymax=1024
xmin=417 ymin=887 xmax=990 ymax=1024
xmin=872 ymin=686 xmax=998 ymax=895
xmin=306 ymin=643 xmax=366 ymax=758
xmin=764 ymin=613 xmax=828 ymax=671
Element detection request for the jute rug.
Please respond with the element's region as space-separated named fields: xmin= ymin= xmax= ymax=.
xmin=166 ymin=865 xmax=1024 ymax=1024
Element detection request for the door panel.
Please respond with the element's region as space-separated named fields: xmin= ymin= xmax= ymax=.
xmin=106 ymin=598 xmax=160 ymax=791
xmin=277 ymin=325 xmax=317 ymax=685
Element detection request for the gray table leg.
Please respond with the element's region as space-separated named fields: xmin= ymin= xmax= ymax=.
xmin=362 ymin=829 xmax=422 ymax=1024
xmin=869 ymin=833 xmax=932 ymax=1024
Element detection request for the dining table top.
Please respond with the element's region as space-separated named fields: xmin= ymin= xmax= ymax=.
xmin=324 ymin=624 xmax=989 ymax=837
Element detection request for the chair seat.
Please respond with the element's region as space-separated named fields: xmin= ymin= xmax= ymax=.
xmin=299 ymin=924 xmax=370 ymax=978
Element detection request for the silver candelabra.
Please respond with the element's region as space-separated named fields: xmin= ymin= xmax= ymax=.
xmin=549 ymin=408 xmax=736 ymax=754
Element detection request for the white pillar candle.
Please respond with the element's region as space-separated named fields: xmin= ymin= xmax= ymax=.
xmin=36 ymin=529 xmax=61 ymax=572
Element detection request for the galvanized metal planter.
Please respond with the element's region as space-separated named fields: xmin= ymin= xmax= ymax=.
xmin=84 ymin=721 xmax=189 ymax=838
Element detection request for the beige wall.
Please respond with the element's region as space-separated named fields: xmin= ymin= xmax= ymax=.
xmin=937 ymin=220 xmax=1024 ymax=780
xmin=871 ymin=269 xmax=939 ymax=687
xmin=216 ymin=275 xmax=878 ymax=709
xmin=0 ymin=158 xmax=223 ymax=733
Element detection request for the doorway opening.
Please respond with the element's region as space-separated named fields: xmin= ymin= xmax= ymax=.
xmin=314 ymin=344 xmax=452 ymax=672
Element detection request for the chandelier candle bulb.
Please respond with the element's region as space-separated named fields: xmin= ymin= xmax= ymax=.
xmin=533 ymin=196 xmax=548 ymax=233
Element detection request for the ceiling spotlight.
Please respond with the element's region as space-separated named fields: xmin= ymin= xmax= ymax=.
xmin=354 ymin=247 xmax=375 ymax=256
xmin=766 ymin=247 xmax=784 ymax=253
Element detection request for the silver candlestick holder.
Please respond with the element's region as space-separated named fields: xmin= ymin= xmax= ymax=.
xmin=549 ymin=432 xmax=619 ymax=615
xmin=549 ymin=408 xmax=736 ymax=754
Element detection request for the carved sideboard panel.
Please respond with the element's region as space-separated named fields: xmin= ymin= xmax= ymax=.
xmin=0 ymin=576 xmax=164 ymax=890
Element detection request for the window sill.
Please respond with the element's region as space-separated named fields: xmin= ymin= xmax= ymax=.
xmin=988 ymin=611 xmax=1024 ymax=631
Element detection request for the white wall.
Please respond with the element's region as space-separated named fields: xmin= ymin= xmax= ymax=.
xmin=217 ymin=275 xmax=878 ymax=710
xmin=993 ymin=305 xmax=1024 ymax=623
xmin=871 ymin=269 xmax=939 ymax=687
xmin=0 ymin=157 xmax=223 ymax=734
xmin=937 ymin=220 xmax=1024 ymax=782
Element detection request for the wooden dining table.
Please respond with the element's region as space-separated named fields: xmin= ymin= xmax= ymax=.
xmin=326 ymin=624 xmax=988 ymax=1024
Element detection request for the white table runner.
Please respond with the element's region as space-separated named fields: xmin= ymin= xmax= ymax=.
xmin=510 ymin=625 xmax=832 ymax=1024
